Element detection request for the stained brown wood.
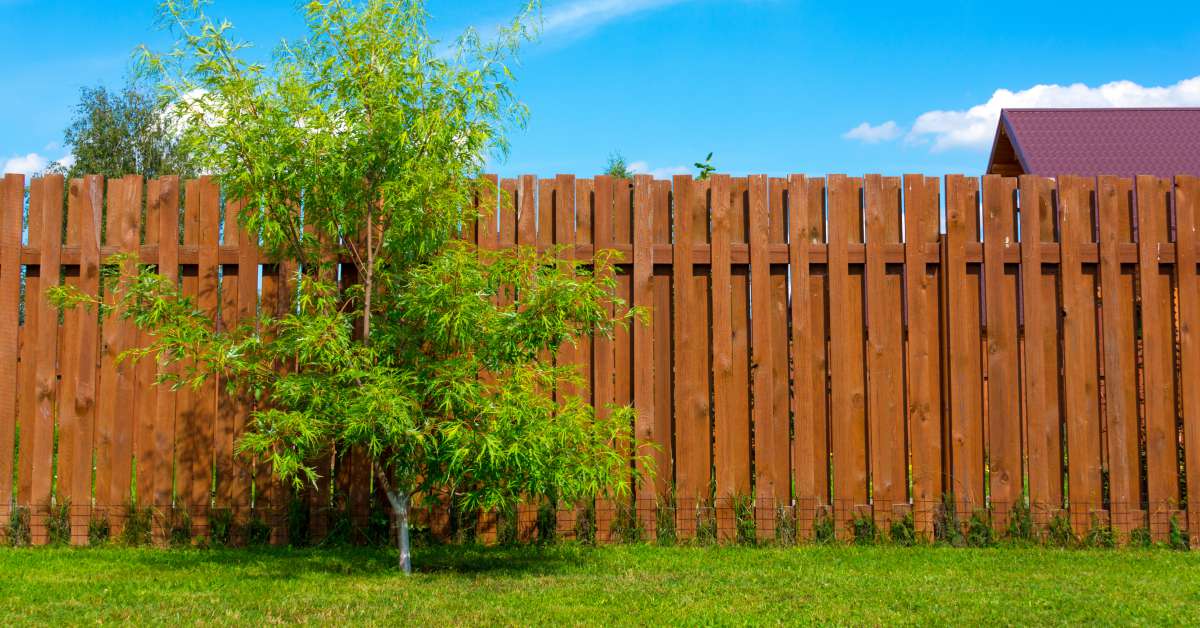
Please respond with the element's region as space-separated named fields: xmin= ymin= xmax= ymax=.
xmin=591 ymin=175 xmax=618 ymax=542
xmin=864 ymin=175 xmax=906 ymax=524
xmin=787 ymin=175 xmax=816 ymax=535
xmin=748 ymin=175 xmax=783 ymax=504
xmin=981 ymin=175 xmax=1022 ymax=522
xmin=1173 ymin=175 xmax=1200 ymax=542
xmin=1135 ymin=175 xmax=1180 ymax=523
xmin=631 ymin=175 xmax=656 ymax=533
xmin=1058 ymin=175 xmax=1103 ymax=531
xmin=945 ymin=175 xmax=984 ymax=511
xmin=707 ymin=174 xmax=734 ymax=532
xmin=31 ymin=175 xmax=64 ymax=543
xmin=60 ymin=176 xmax=101 ymax=541
xmin=670 ymin=175 xmax=704 ymax=537
xmin=0 ymin=175 xmax=21 ymax=517
xmin=151 ymin=178 xmax=181 ymax=513
xmin=7 ymin=171 xmax=1200 ymax=545
xmin=904 ymin=175 xmax=942 ymax=534
xmin=764 ymin=176 xmax=791 ymax=536
xmin=1096 ymin=175 xmax=1141 ymax=531
xmin=1019 ymin=175 xmax=1063 ymax=514
xmin=827 ymin=174 xmax=867 ymax=532
xmin=16 ymin=177 xmax=42 ymax=508
xmin=650 ymin=179 xmax=674 ymax=508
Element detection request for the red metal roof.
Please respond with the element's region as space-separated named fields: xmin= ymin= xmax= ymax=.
xmin=990 ymin=108 xmax=1200 ymax=177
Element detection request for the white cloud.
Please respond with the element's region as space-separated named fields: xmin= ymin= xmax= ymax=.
xmin=3 ymin=153 xmax=49 ymax=177
xmin=908 ymin=76 xmax=1200 ymax=152
xmin=541 ymin=0 xmax=690 ymax=39
xmin=3 ymin=152 xmax=78 ymax=177
xmin=842 ymin=120 xmax=901 ymax=143
xmin=628 ymin=160 xmax=690 ymax=178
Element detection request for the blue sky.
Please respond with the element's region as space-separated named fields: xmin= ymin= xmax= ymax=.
xmin=2 ymin=0 xmax=1199 ymax=178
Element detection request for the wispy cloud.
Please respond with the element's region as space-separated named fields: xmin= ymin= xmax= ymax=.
xmin=842 ymin=121 xmax=901 ymax=144
xmin=848 ymin=76 xmax=1200 ymax=152
xmin=541 ymin=0 xmax=692 ymax=40
xmin=629 ymin=160 xmax=690 ymax=178
xmin=3 ymin=152 xmax=74 ymax=177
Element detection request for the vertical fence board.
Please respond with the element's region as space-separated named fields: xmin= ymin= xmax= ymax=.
xmin=764 ymin=177 xmax=790 ymax=537
xmin=31 ymin=175 xmax=64 ymax=543
xmin=591 ymin=176 xmax=618 ymax=542
xmin=726 ymin=177 xmax=752 ymax=536
xmin=1174 ymin=175 xmax=1200 ymax=544
xmin=707 ymin=174 xmax=734 ymax=537
xmin=1096 ymin=175 xmax=1141 ymax=532
xmin=827 ymin=174 xmax=867 ymax=533
xmin=864 ymin=175 xmax=906 ymax=527
xmin=673 ymin=175 xmax=708 ymax=537
xmin=807 ymin=179 xmax=831 ymax=515
xmin=749 ymin=175 xmax=784 ymax=507
xmin=1135 ymin=175 xmax=1180 ymax=533
xmin=649 ymin=179 xmax=673 ymax=517
xmin=134 ymin=181 xmax=160 ymax=513
xmin=631 ymin=175 xmax=656 ymax=534
xmin=945 ymin=175 xmax=985 ymax=512
xmin=787 ymin=175 xmax=816 ymax=535
xmin=981 ymin=175 xmax=1022 ymax=525
xmin=903 ymin=175 xmax=942 ymax=535
xmin=62 ymin=176 xmax=102 ymax=541
xmin=612 ymin=177 xmax=634 ymax=540
xmin=17 ymin=177 xmax=42 ymax=508
xmin=0 ymin=175 xmax=21 ymax=521
xmin=1058 ymin=176 xmax=1104 ymax=532
xmin=1019 ymin=175 xmax=1063 ymax=515
xmin=151 ymin=178 xmax=180 ymax=515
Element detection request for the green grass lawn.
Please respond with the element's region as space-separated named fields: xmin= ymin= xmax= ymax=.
xmin=2 ymin=544 xmax=1198 ymax=624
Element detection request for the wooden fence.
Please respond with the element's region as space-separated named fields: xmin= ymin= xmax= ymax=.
xmin=1 ymin=172 xmax=1199 ymax=546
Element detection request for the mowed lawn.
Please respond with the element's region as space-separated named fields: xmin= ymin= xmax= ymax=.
xmin=2 ymin=544 xmax=1198 ymax=625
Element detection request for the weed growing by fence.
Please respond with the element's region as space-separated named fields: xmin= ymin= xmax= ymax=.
xmin=774 ymin=505 xmax=797 ymax=547
xmin=1047 ymin=513 xmax=1076 ymax=548
xmin=933 ymin=493 xmax=964 ymax=546
xmin=88 ymin=517 xmax=110 ymax=546
xmin=1005 ymin=502 xmax=1035 ymax=543
xmin=813 ymin=508 xmax=836 ymax=544
xmin=889 ymin=512 xmax=918 ymax=546
xmin=536 ymin=500 xmax=557 ymax=545
xmin=209 ymin=507 xmax=234 ymax=546
xmin=7 ymin=506 xmax=31 ymax=547
xmin=1083 ymin=517 xmax=1117 ymax=549
xmin=611 ymin=501 xmax=643 ymax=544
xmin=967 ymin=510 xmax=994 ymax=547
xmin=694 ymin=500 xmax=718 ymax=546
xmin=497 ymin=507 xmax=520 ymax=547
xmin=166 ymin=507 xmax=192 ymax=548
xmin=732 ymin=494 xmax=756 ymax=545
xmin=1129 ymin=526 xmax=1153 ymax=548
xmin=574 ymin=501 xmax=596 ymax=545
xmin=245 ymin=516 xmax=271 ymax=547
xmin=655 ymin=495 xmax=677 ymax=546
xmin=851 ymin=512 xmax=878 ymax=546
xmin=121 ymin=505 xmax=153 ymax=546
xmin=1169 ymin=515 xmax=1190 ymax=551
xmin=47 ymin=500 xmax=70 ymax=546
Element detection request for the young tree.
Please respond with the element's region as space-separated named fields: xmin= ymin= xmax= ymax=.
xmin=52 ymin=81 xmax=196 ymax=179
xmin=604 ymin=152 xmax=633 ymax=179
xmin=55 ymin=0 xmax=647 ymax=572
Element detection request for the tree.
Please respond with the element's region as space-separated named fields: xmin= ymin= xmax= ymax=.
xmin=54 ymin=0 xmax=648 ymax=573
xmin=52 ymin=81 xmax=196 ymax=179
xmin=604 ymin=152 xmax=633 ymax=179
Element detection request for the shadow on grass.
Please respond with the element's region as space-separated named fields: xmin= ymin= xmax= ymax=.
xmin=63 ymin=542 xmax=597 ymax=579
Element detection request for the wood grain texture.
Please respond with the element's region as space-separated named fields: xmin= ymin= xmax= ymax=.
xmin=0 ymin=175 xmax=21 ymax=518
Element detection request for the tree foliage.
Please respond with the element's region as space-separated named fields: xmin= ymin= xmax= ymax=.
xmin=52 ymin=82 xmax=196 ymax=179
xmin=54 ymin=0 xmax=648 ymax=570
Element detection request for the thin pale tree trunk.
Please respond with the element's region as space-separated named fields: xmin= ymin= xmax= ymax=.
xmin=376 ymin=465 xmax=411 ymax=574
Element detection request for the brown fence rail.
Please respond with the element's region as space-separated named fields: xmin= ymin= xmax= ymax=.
xmin=2 ymin=172 xmax=1199 ymax=546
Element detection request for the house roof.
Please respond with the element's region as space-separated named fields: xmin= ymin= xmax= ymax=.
xmin=986 ymin=108 xmax=1200 ymax=177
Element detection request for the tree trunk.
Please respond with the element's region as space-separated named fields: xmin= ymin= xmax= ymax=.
xmin=387 ymin=489 xmax=411 ymax=574
xmin=375 ymin=465 xmax=411 ymax=574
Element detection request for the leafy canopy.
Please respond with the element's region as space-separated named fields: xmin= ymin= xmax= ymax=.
xmin=57 ymin=0 xmax=648 ymax=520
